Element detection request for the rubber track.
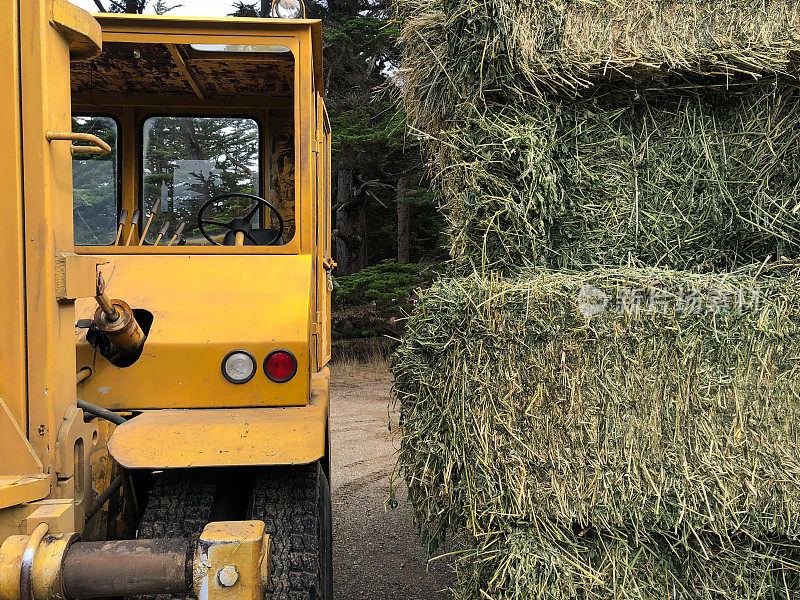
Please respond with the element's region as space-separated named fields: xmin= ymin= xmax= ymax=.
xmin=248 ymin=465 xmax=322 ymax=600
xmin=136 ymin=470 xmax=218 ymax=600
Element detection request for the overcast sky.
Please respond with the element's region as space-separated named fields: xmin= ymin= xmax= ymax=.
xmin=69 ymin=0 xmax=239 ymax=17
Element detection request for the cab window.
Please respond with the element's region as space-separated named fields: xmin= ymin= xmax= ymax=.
xmin=142 ymin=116 xmax=263 ymax=245
xmin=72 ymin=116 xmax=118 ymax=245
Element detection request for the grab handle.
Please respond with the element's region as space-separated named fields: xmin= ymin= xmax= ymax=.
xmin=45 ymin=131 xmax=111 ymax=155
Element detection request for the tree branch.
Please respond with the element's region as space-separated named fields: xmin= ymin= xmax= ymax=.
xmin=354 ymin=178 xmax=396 ymax=197
xmin=93 ymin=0 xmax=108 ymax=11
xmin=333 ymin=198 xmax=361 ymax=213
xmin=364 ymin=189 xmax=387 ymax=208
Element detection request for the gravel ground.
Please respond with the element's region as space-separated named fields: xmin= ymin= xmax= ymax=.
xmin=330 ymin=360 xmax=454 ymax=600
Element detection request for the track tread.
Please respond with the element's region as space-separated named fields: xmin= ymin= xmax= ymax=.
xmin=248 ymin=464 xmax=328 ymax=600
xmin=136 ymin=470 xmax=218 ymax=600
xmin=138 ymin=470 xmax=217 ymax=539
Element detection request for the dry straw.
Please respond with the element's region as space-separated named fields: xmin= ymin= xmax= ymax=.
xmin=397 ymin=0 xmax=800 ymax=116
xmin=393 ymin=265 xmax=800 ymax=599
xmin=395 ymin=0 xmax=800 ymax=272
xmin=393 ymin=2 xmax=800 ymax=598
xmin=434 ymin=84 xmax=800 ymax=273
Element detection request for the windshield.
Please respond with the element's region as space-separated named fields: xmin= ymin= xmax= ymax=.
xmin=72 ymin=111 xmax=296 ymax=249
xmin=142 ymin=116 xmax=262 ymax=245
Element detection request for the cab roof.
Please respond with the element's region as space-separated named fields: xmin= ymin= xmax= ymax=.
xmin=72 ymin=14 xmax=323 ymax=99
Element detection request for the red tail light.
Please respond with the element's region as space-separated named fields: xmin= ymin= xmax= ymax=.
xmin=264 ymin=350 xmax=297 ymax=383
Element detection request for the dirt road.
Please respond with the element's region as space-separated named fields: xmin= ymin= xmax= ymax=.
xmin=331 ymin=361 xmax=454 ymax=600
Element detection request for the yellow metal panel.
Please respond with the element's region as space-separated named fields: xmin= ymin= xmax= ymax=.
xmin=109 ymin=368 xmax=328 ymax=469
xmin=25 ymin=500 xmax=75 ymax=535
xmin=194 ymin=521 xmax=270 ymax=600
xmin=297 ymin=27 xmax=314 ymax=259
xmin=20 ymin=0 xmax=88 ymax=470
xmin=49 ymin=0 xmax=102 ymax=60
xmin=0 ymin=0 xmax=28 ymax=431
xmin=93 ymin=14 xmax=321 ymax=38
xmin=120 ymin=105 xmax=138 ymax=226
xmin=315 ymin=96 xmax=331 ymax=368
xmin=0 ymin=399 xmax=43 ymax=477
xmin=75 ymin=255 xmax=313 ymax=410
xmin=0 ymin=477 xmax=51 ymax=512
xmin=108 ymin=405 xmax=326 ymax=468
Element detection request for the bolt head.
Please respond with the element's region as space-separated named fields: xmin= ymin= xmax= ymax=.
xmin=218 ymin=565 xmax=239 ymax=587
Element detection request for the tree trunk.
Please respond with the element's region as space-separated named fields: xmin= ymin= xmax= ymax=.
xmin=397 ymin=176 xmax=410 ymax=264
xmin=354 ymin=196 xmax=367 ymax=271
xmin=260 ymin=0 xmax=269 ymax=17
xmin=334 ymin=160 xmax=367 ymax=275
xmin=335 ymin=165 xmax=351 ymax=272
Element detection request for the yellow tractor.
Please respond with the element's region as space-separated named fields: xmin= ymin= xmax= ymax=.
xmin=0 ymin=1 xmax=333 ymax=599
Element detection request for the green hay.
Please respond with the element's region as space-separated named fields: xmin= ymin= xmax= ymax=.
xmin=397 ymin=0 xmax=800 ymax=120
xmin=455 ymin=532 xmax=800 ymax=600
xmin=396 ymin=1 xmax=800 ymax=273
xmin=393 ymin=264 xmax=800 ymax=600
xmin=429 ymin=83 xmax=800 ymax=273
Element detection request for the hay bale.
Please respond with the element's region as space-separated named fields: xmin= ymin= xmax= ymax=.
xmin=397 ymin=1 xmax=800 ymax=273
xmin=397 ymin=0 xmax=800 ymax=121
xmin=393 ymin=264 xmax=800 ymax=599
xmin=429 ymin=83 xmax=800 ymax=273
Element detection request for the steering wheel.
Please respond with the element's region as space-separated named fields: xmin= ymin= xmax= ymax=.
xmin=197 ymin=193 xmax=284 ymax=246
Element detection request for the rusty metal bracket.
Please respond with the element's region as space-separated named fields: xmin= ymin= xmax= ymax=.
xmin=0 ymin=521 xmax=270 ymax=600
xmin=193 ymin=522 xmax=270 ymax=600
xmin=55 ymin=253 xmax=106 ymax=302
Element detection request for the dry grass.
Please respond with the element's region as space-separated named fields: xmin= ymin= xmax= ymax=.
xmin=395 ymin=0 xmax=800 ymax=274
xmin=429 ymin=83 xmax=800 ymax=274
xmin=397 ymin=0 xmax=800 ymax=114
xmin=393 ymin=2 xmax=800 ymax=597
xmin=332 ymin=336 xmax=397 ymax=362
xmin=330 ymin=350 xmax=391 ymax=381
xmin=393 ymin=264 xmax=800 ymax=600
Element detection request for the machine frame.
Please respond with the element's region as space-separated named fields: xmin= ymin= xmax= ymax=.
xmin=0 ymin=2 xmax=333 ymax=599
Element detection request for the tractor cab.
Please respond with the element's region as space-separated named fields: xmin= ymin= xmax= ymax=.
xmin=0 ymin=4 xmax=332 ymax=600
xmin=72 ymin=15 xmax=332 ymax=412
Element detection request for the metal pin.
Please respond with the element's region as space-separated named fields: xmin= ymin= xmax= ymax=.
xmin=124 ymin=209 xmax=141 ymax=246
xmin=139 ymin=199 xmax=161 ymax=245
xmin=114 ymin=210 xmax=129 ymax=246
xmin=168 ymin=222 xmax=186 ymax=246
xmin=153 ymin=221 xmax=170 ymax=246
xmin=77 ymin=367 xmax=92 ymax=384
xmin=95 ymin=272 xmax=119 ymax=322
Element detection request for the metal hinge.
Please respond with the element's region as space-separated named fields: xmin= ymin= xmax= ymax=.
xmin=312 ymin=130 xmax=324 ymax=154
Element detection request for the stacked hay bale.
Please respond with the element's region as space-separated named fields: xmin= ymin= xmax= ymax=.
xmin=398 ymin=0 xmax=800 ymax=273
xmin=392 ymin=1 xmax=800 ymax=598
xmin=395 ymin=267 xmax=800 ymax=599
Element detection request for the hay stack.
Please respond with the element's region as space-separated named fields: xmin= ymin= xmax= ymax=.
xmin=393 ymin=2 xmax=800 ymax=598
xmin=398 ymin=0 xmax=800 ymax=115
xmin=397 ymin=0 xmax=800 ymax=272
xmin=394 ymin=266 xmax=800 ymax=599
xmin=438 ymin=85 xmax=800 ymax=273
